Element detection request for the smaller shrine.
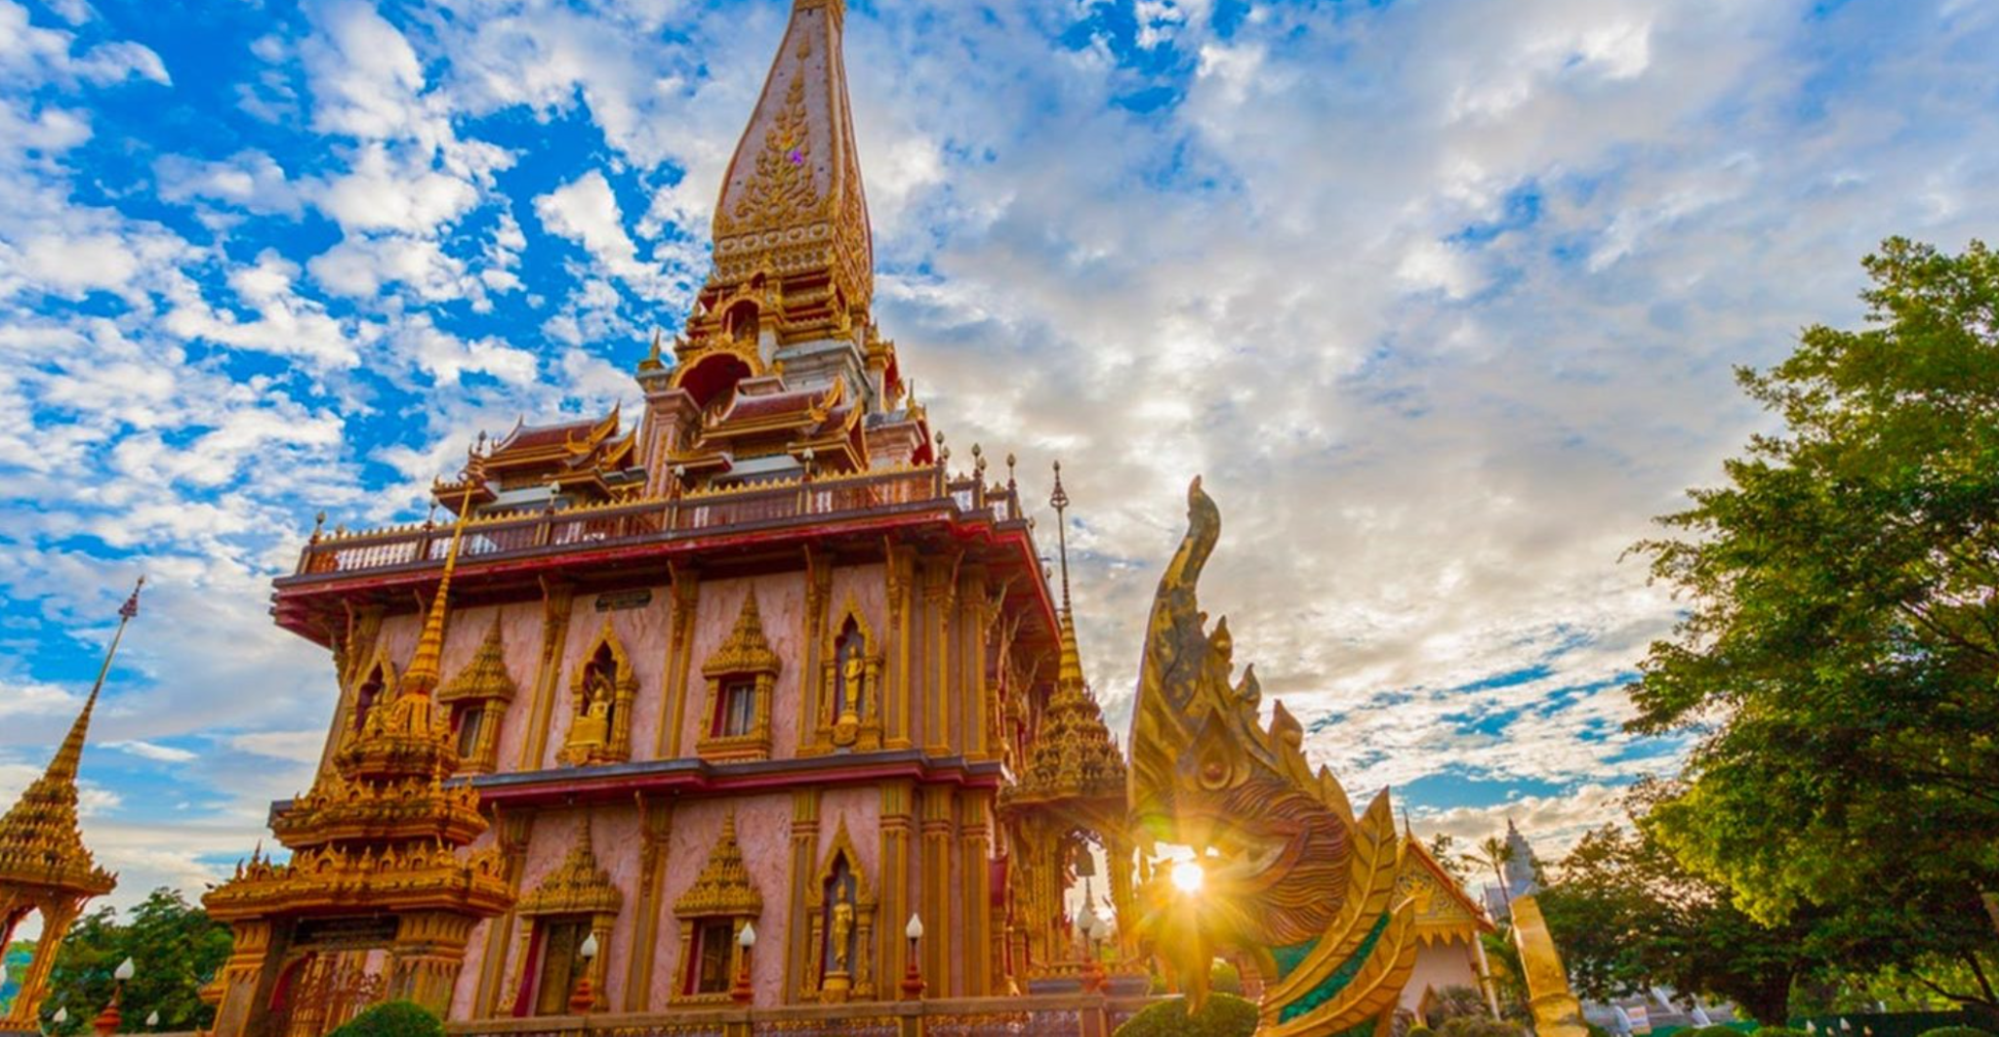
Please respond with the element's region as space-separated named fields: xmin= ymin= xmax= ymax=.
xmin=204 ymin=509 xmax=513 ymax=1037
xmin=0 ymin=581 xmax=137 ymax=1031
xmin=1396 ymin=839 xmax=1500 ymax=1020
xmin=998 ymin=464 xmax=1135 ymax=991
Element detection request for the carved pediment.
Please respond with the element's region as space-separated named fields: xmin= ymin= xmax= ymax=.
xmin=674 ymin=811 xmax=763 ymax=920
xmin=439 ymin=617 xmax=518 ymax=704
xmin=703 ymin=594 xmax=780 ymax=677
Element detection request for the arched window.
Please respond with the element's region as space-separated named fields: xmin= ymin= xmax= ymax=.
xmin=561 ymin=622 xmax=637 ymax=766
xmin=832 ymin=619 xmax=863 ymax=719
xmin=726 ymin=301 xmax=759 ymax=345
xmin=352 ymin=665 xmax=385 ymax=733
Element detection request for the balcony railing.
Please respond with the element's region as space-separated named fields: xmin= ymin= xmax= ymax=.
xmin=294 ymin=464 xmax=1028 ymax=579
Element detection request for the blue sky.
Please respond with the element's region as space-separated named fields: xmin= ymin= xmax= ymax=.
xmin=2 ymin=0 xmax=1997 ymax=914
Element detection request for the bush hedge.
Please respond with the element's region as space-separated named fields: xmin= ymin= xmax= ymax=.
xmin=1115 ymin=993 xmax=1260 ymax=1037
xmin=327 ymin=1001 xmax=444 ymax=1037
xmin=1436 ymin=1016 xmax=1526 ymax=1037
xmin=1913 ymin=1028 xmax=1993 ymax=1037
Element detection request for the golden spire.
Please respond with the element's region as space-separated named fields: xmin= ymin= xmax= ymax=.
xmin=400 ymin=490 xmax=476 ymax=698
xmin=0 ymin=578 xmax=139 ymax=897
xmin=703 ymin=0 xmax=872 ymax=336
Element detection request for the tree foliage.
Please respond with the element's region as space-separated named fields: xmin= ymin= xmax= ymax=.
xmin=1628 ymin=238 xmax=1999 ymax=1005
xmin=1536 ymin=792 xmax=1818 ymax=1025
xmin=38 ymin=888 xmax=233 ymax=1034
xmin=1115 ymin=992 xmax=1259 ymax=1037
xmin=326 ymin=1000 xmax=443 ymax=1037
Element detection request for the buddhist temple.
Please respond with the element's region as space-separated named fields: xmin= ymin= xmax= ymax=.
xmin=0 ymin=581 xmax=137 ymax=1031
xmin=1396 ymin=840 xmax=1500 ymax=1021
xmin=209 ymin=1 xmax=1133 ymax=1032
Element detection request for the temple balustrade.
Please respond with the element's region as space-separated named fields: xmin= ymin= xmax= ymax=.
xmin=294 ymin=467 xmax=1023 ymax=580
xmin=438 ymin=992 xmax=1158 ymax=1037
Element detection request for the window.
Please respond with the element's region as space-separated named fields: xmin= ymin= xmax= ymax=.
xmin=454 ymin=705 xmax=485 ymax=759
xmin=718 ymin=679 xmax=756 ymax=738
xmin=532 ymin=918 xmax=591 ymax=1017
xmin=353 ymin=666 xmax=384 ymax=733
xmin=692 ymin=920 xmax=735 ymax=995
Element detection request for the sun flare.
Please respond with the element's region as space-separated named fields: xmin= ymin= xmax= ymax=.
xmin=1170 ymin=859 xmax=1206 ymax=894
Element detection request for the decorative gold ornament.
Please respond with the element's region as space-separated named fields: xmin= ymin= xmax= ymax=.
xmin=205 ymin=497 xmax=513 ymax=1035
xmin=1129 ymin=479 xmax=1418 ymax=1037
xmin=560 ymin=620 xmax=638 ymax=766
xmin=697 ymin=593 xmax=782 ymax=762
xmin=1510 ymin=895 xmax=1589 ymax=1037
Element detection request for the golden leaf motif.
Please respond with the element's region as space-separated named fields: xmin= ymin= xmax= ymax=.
xmin=730 ymin=72 xmax=821 ymax=233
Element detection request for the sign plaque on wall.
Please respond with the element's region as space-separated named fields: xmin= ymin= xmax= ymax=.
xmin=596 ymin=589 xmax=654 ymax=612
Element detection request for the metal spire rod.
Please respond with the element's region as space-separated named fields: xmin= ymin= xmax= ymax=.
xmin=88 ymin=576 xmax=145 ymax=703
xmin=1051 ymin=461 xmax=1072 ymax=617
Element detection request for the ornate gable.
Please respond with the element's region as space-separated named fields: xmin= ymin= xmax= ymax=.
xmin=519 ymin=816 xmax=622 ymax=918
xmin=674 ymin=811 xmax=763 ymax=920
xmin=440 ymin=617 xmax=517 ymax=705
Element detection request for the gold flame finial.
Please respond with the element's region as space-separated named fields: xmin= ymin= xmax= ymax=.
xmin=400 ymin=489 xmax=476 ymax=697
xmin=1050 ymin=460 xmax=1073 ymax=618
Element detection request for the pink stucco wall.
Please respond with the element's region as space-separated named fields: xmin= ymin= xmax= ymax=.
xmin=653 ymin=794 xmax=795 ymax=1007
xmin=1402 ymin=936 xmax=1483 ymax=1014
xmin=540 ymin=589 xmax=674 ymax=770
xmin=677 ymin=575 xmax=806 ymax=759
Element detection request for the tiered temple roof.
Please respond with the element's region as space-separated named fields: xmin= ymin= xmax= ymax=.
xmin=436 ymin=409 xmax=642 ymax=514
xmin=0 ymin=687 xmax=116 ymax=902
xmin=207 ymin=508 xmax=511 ymax=921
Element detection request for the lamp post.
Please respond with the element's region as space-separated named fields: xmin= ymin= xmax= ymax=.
xmin=144 ymin=1013 xmax=159 ymax=1032
xmin=50 ymin=1006 xmax=69 ymax=1037
xmin=900 ymin=914 xmax=926 ymax=1000
xmin=568 ymin=933 xmax=600 ymax=1016
xmin=94 ymin=958 xmax=135 ymax=1036
xmin=732 ymin=922 xmax=758 ymax=1005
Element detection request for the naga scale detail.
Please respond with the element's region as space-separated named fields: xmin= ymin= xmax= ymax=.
xmin=1129 ymin=478 xmax=1420 ymax=1037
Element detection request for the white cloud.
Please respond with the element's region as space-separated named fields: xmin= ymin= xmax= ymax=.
xmin=106 ymin=740 xmax=199 ymax=764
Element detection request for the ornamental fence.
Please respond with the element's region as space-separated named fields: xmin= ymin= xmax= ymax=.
xmin=292 ymin=466 xmax=1026 ymax=580
xmin=443 ymin=994 xmax=1154 ymax=1037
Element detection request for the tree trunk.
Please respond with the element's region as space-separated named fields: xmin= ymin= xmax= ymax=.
xmin=1728 ymin=969 xmax=1795 ymax=1027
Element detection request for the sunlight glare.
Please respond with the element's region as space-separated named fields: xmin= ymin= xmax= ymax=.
xmin=1171 ymin=859 xmax=1205 ymax=894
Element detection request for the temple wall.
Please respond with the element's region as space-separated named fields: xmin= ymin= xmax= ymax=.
xmin=1401 ymin=936 xmax=1483 ymax=1015
xmin=652 ymin=794 xmax=794 ymax=1007
xmin=815 ymin=787 xmax=881 ymax=879
xmin=540 ymin=586 xmax=673 ymax=770
xmin=676 ymin=574 xmax=807 ymax=759
xmin=486 ymin=603 xmax=553 ymax=771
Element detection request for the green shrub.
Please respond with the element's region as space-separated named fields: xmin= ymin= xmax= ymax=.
xmin=1437 ymin=1016 xmax=1527 ymax=1037
xmin=1210 ymin=959 xmax=1244 ymax=996
xmin=1755 ymin=1028 xmax=1812 ymax=1037
xmin=327 ymin=1001 xmax=444 ymax=1037
xmin=1686 ymin=1026 xmax=1743 ymax=1037
xmin=1585 ymin=1023 xmax=1614 ymax=1037
xmin=1914 ymin=1028 xmax=1993 ymax=1037
xmin=1409 ymin=1027 xmax=1436 ymax=1037
xmin=1115 ymin=993 xmax=1259 ymax=1037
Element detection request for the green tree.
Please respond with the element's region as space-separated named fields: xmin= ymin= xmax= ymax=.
xmin=1462 ymin=838 xmax=1516 ymax=916
xmin=1536 ymin=790 xmax=1820 ymax=1024
xmin=1628 ymin=238 xmax=1999 ymax=1017
xmin=39 ymin=888 xmax=233 ymax=1034
xmin=1428 ymin=834 xmax=1473 ymax=884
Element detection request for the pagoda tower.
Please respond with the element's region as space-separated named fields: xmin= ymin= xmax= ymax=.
xmin=204 ymin=507 xmax=512 ymax=1037
xmin=0 ymin=581 xmax=136 ymax=1030
xmin=996 ymin=465 xmax=1134 ymax=989
xmin=236 ymin=0 xmax=1121 ymax=1031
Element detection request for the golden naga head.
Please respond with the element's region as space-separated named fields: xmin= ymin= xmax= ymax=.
xmin=1128 ymin=478 xmax=1393 ymax=1019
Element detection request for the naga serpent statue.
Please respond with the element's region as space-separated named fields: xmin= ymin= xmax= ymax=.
xmin=1129 ymin=478 xmax=1420 ymax=1037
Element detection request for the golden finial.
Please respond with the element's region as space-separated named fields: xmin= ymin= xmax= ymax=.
xmin=46 ymin=576 xmax=144 ymax=787
xmin=638 ymin=328 xmax=665 ymax=372
xmin=400 ymin=488 xmax=477 ymax=697
xmin=1050 ymin=461 xmax=1072 ymax=618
